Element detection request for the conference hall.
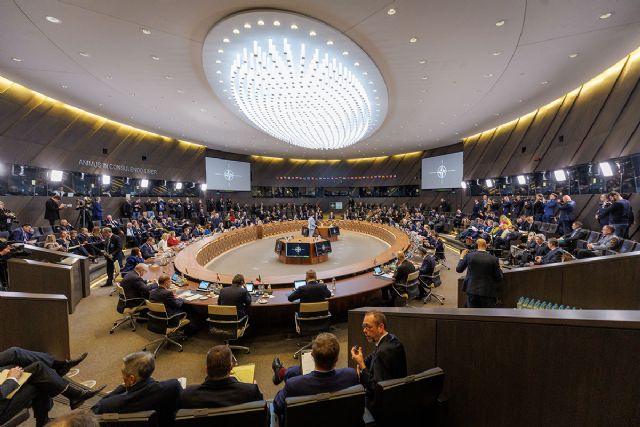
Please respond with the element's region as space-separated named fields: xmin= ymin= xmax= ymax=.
xmin=0 ymin=1 xmax=639 ymax=426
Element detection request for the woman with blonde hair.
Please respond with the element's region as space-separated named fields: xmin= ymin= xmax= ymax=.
xmin=157 ymin=233 xmax=170 ymax=252
xmin=44 ymin=234 xmax=65 ymax=251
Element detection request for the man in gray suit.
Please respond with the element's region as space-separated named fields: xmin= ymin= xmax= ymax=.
xmin=456 ymin=238 xmax=503 ymax=308
xmin=574 ymin=225 xmax=619 ymax=259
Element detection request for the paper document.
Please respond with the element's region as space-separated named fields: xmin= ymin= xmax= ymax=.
xmin=301 ymin=350 xmax=315 ymax=375
xmin=231 ymin=363 xmax=255 ymax=384
xmin=0 ymin=370 xmax=32 ymax=399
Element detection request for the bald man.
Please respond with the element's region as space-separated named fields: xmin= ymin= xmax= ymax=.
xmin=456 ymin=238 xmax=503 ymax=308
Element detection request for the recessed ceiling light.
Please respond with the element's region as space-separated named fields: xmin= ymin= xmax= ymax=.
xmin=495 ymin=19 xmax=506 ymax=27
xmin=130 ymin=92 xmax=135 ymax=96
xmin=494 ymin=113 xmax=500 ymax=116
xmin=200 ymin=108 xmax=207 ymax=112
xmin=257 ymin=20 xmax=265 ymax=26
xmin=141 ymin=28 xmax=151 ymax=35
xmin=483 ymin=73 xmax=493 ymax=78
xmin=244 ymin=23 xmax=252 ymax=29
xmin=218 ymin=80 xmax=223 ymax=83
xmin=418 ymin=59 xmax=426 ymax=64
xmin=518 ymin=99 xmax=523 ymax=102
xmin=569 ymin=53 xmax=579 ymax=58
xmin=151 ymin=55 xmax=160 ymax=60
xmin=223 ymin=38 xmax=230 ymax=43
xmin=11 ymin=57 xmax=22 ymax=62
xmin=216 ymin=70 xmax=221 ymax=74
xmin=492 ymin=51 xmax=502 ymax=56
xmin=291 ymin=24 xmax=298 ymax=29
xmin=106 ymin=75 xmax=112 ymax=80
xmin=309 ymin=30 xmax=316 ymax=36
xmin=232 ymin=29 xmax=240 ymax=34
xmin=45 ymin=16 xmax=61 ymax=24
xmin=215 ymin=59 xmax=221 ymax=64
xmin=79 ymin=51 xmax=90 ymax=57
xmin=387 ymin=8 xmax=396 ymax=15
xmin=218 ymin=49 xmax=224 ymax=53
xmin=409 ymin=37 xmax=418 ymax=43
xmin=354 ymin=62 xmax=359 ymax=66
xmin=420 ymin=76 xmax=428 ymax=80
xmin=177 ymin=89 xmax=185 ymax=94
xmin=273 ymin=20 xmax=280 ymax=26
xmin=541 ymin=81 xmax=549 ymax=85
xmin=362 ymin=71 xmax=368 ymax=75
xmin=61 ymin=84 xmax=68 ymax=89
xmin=599 ymin=12 xmax=613 ymax=19
xmin=164 ymin=75 xmax=173 ymax=79
xmin=326 ymin=40 xmax=333 ymax=45
xmin=342 ymin=51 xmax=349 ymax=55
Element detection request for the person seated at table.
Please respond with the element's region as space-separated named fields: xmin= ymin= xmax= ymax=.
xmin=140 ymin=237 xmax=157 ymax=260
xmin=179 ymin=345 xmax=263 ymax=409
xmin=149 ymin=274 xmax=199 ymax=333
xmin=534 ymin=238 xmax=563 ymax=265
xmin=10 ymin=224 xmax=35 ymax=245
xmin=287 ymin=270 xmax=331 ymax=303
xmin=180 ymin=227 xmax=192 ymax=242
xmin=43 ymin=234 xmax=65 ymax=251
xmin=91 ymin=352 xmax=181 ymax=427
xmin=66 ymin=230 xmax=91 ymax=258
xmin=557 ymin=221 xmax=588 ymax=252
xmin=157 ymin=233 xmax=170 ymax=253
xmin=56 ymin=219 xmax=74 ymax=233
xmin=119 ymin=264 xmax=157 ymax=313
xmin=167 ymin=231 xmax=181 ymax=247
xmin=271 ymin=333 xmax=358 ymax=421
xmin=218 ymin=274 xmax=252 ymax=319
xmin=121 ymin=248 xmax=146 ymax=276
xmin=573 ymin=225 xmax=619 ymax=259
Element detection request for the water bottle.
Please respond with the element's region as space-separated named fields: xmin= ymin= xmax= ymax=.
xmin=552 ymin=304 xmax=559 ymax=310
xmin=516 ymin=297 xmax=524 ymax=309
xmin=331 ymin=277 xmax=336 ymax=293
xmin=559 ymin=305 xmax=565 ymax=310
xmin=533 ymin=300 xmax=541 ymax=310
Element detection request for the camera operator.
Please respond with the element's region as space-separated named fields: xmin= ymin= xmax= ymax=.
xmin=75 ymin=197 xmax=93 ymax=229
xmin=44 ymin=195 xmax=66 ymax=228
xmin=0 ymin=200 xmax=17 ymax=232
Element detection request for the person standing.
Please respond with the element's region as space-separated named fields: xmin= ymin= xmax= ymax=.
xmin=595 ymin=194 xmax=611 ymax=229
xmin=601 ymin=192 xmax=633 ymax=239
xmin=542 ymin=193 xmax=558 ymax=223
xmin=44 ymin=195 xmax=65 ymax=228
xmin=92 ymin=197 xmax=103 ymax=223
xmin=456 ymin=238 xmax=503 ymax=308
xmin=350 ymin=311 xmax=407 ymax=411
xmin=307 ymin=214 xmax=317 ymax=237
xmin=557 ymin=195 xmax=576 ymax=235
xmin=101 ymin=227 xmax=124 ymax=288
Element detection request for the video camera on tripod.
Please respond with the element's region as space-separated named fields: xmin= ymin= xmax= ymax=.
xmin=75 ymin=197 xmax=93 ymax=210
xmin=75 ymin=197 xmax=93 ymax=229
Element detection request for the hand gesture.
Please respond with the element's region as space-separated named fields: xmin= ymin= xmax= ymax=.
xmin=350 ymin=345 xmax=365 ymax=370
xmin=460 ymin=249 xmax=469 ymax=259
xmin=8 ymin=366 xmax=23 ymax=380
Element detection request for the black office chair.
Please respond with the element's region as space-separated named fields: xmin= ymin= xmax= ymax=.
xmin=142 ymin=301 xmax=191 ymax=357
xmin=368 ymin=367 xmax=445 ymax=426
xmin=0 ymin=409 xmax=30 ymax=427
xmin=97 ymin=410 xmax=158 ymax=427
xmin=110 ymin=283 xmax=146 ymax=334
xmin=284 ymin=384 xmax=366 ymax=427
xmin=293 ymin=301 xmax=331 ymax=359
xmin=419 ymin=263 xmax=445 ymax=305
xmin=392 ymin=270 xmax=421 ymax=306
xmin=617 ymin=239 xmax=637 ymax=253
xmin=207 ymin=305 xmax=250 ymax=361
xmin=175 ymin=401 xmax=269 ymax=427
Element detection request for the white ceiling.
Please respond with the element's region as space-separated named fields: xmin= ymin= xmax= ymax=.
xmin=1 ymin=0 xmax=640 ymax=159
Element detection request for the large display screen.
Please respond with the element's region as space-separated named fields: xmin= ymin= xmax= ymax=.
xmin=314 ymin=241 xmax=332 ymax=256
xmin=286 ymin=242 xmax=310 ymax=257
xmin=205 ymin=157 xmax=251 ymax=191
xmin=421 ymin=152 xmax=464 ymax=189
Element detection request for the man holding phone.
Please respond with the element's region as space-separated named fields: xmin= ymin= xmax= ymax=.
xmin=350 ymin=311 xmax=407 ymax=410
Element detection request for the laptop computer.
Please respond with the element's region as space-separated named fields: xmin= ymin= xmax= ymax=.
xmin=373 ymin=266 xmax=383 ymax=276
xmin=294 ymin=280 xmax=306 ymax=289
xmin=246 ymin=282 xmax=254 ymax=292
xmin=196 ymin=281 xmax=210 ymax=292
xmin=171 ymin=272 xmax=186 ymax=286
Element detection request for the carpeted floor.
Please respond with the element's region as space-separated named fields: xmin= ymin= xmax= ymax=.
xmin=28 ymin=248 xmax=462 ymax=424
xmin=206 ymin=230 xmax=390 ymax=277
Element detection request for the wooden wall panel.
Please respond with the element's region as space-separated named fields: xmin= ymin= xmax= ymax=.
xmin=464 ymin=129 xmax=497 ymax=179
xmin=473 ymin=120 xmax=517 ymax=179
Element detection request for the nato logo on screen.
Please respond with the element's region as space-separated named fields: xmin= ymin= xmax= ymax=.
xmin=421 ymin=152 xmax=464 ymax=189
xmin=205 ymin=157 xmax=251 ymax=191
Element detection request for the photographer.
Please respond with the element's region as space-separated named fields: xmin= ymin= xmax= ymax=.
xmin=44 ymin=195 xmax=66 ymax=228
xmin=75 ymin=197 xmax=93 ymax=229
xmin=0 ymin=201 xmax=17 ymax=232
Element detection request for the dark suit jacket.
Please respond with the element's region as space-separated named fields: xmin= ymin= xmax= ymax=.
xmin=287 ymin=281 xmax=331 ymax=303
xmin=418 ymin=256 xmax=435 ymax=277
xmin=44 ymin=199 xmax=61 ymax=221
xmin=273 ymin=368 xmax=359 ymax=415
xmin=118 ymin=271 xmax=154 ymax=312
xmin=218 ymin=285 xmax=252 ymax=319
xmin=179 ymin=377 xmax=262 ymax=409
xmin=105 ymin=234 xmax=124 ymax=260
xmin=456 ymin=250 xmax=502 ymax=298
xmin=140 ymin=243 xmax=156 ymax=259
xmin=92 ymin=377 xmax=181 ymax=427
xmin=540 ymin=247 xmax=563 ymax=265
xmin=360 ymin=334 xmax=407 ymax=409
xmin=150 ymin=286 xmax=184 ymax=317
xmin=393 ymin=260 xmax=416 ymax=284
xmin=10 ymin=229 xmax=32 ymax=244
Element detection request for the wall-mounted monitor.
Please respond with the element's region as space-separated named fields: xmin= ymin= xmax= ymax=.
xmin=421 ymin=152 xmax=464 ymax=189
xmin=205 ymin=157 xmax=251 ymax=191
xmin=286 ymin=242 xmax=310 ymax=257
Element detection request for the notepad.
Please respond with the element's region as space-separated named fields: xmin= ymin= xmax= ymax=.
xmin=0 ymin=369 xmax=32 ymax=399
xmin=185 ymin=294 xmax=202 ymax=302
xmin=231 ymin=363 xmax=255 ymax=384
xmin=301 ymin=350 xmax=315 ymax=375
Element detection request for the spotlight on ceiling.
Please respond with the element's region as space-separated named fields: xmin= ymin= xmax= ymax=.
xmin=553 ymin=170 xmax=566 ymax=181
xmin=201 ymin=183 xmax=208 ymax=191
xmin=102 ymin=175 xmax=111 ymax=185
xmin=599 ymin=162 xmax=614 ymax=177
xmin=485 ymin=179 xmax=494 ymax=188
xmin=203 ymin=9 xmax=388 ymax=150
xmin=517 ymin=175 xmax=526 ymax=185
xmin=50 ymin=170 xmax=63 ymax=182
xmin=140 ymin=179 xmax=149 ymax=188
xmin=387 ymin=8 xmax=396 ymax=15
xmin=175 ymin=182 xmax=183 ymax=190
xmin=46 ymin=16 xmax=62 ymax=24
xmin=460 ymin=181 xmax=467 ymax=189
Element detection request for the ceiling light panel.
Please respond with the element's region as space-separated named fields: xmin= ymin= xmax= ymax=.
xmin=203 ymin=10 xmax=388 ymax=150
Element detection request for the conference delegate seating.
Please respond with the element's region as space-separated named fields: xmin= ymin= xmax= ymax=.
xmin=293 ymin=301 xmax=331 ymax=359
xmin=97 ymin=411 xmax=158 ymax=427
xmin=206 ymin=305 xmax=251 ymax=360
xmin=142 ymin=301 xmax=191 ymax=357
xmin=175 ymin=401 xmax=270 ymax=426
xmin=0 ymin=408 xmax=30 ymax=427
xmin=284 ymin=384 xmax=366 ymax=427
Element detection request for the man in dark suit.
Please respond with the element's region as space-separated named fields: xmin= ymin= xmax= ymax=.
xmin=272 ymin=333 xmax=358 ymax=420
xmin=558 ymin=221 xmax=588 ymax=251
xmin=392 ymin=251 xmax=415 ymax=285
xmin=180 ymin=345 xmax=262 ymax=409
xmin=10 ymin=224 xmax=34 ymax=244
xmin=535 ymin=238 xmax=563 ymax=265
xmin=101 ymin=227 xmax=124 ymax=288
xmin=218 ymin=274 xmax=252 ymax=319
xmin=601 ymin=191 xmax=633 ymax=238
xmin=456 ymin=238 xmax=503 ymax=308
xmin=287 ymin=270 xmax=331 ymax=303
xmin=44 ymin=195 xmax=65 ymax=228
xmin=557 ymin=195 xmax=576 ymax=235
xmin=350 ymin=311 xmax=407 ymax=411
xmin=150 ymin=275 xmax=186 ymax=317
xmin=140 ymin=237 xmax=157 ymax=260
xmin=1 ymin=347 xmax=101 ymax=427
xmin=118 ymin=264 xmax=157 ymax=313
xmin=92 ymin=351 xmax=181 ymax=427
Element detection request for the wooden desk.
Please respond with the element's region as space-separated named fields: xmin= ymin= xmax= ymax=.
xmin=276 ymin=236 xmax=330 ymax=264
xmin=317 ymin=225 xmax=340 ymax=242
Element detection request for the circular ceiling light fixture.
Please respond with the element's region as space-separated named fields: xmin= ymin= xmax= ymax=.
xmin=203 ymin=10 xmax=388 ymax=150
